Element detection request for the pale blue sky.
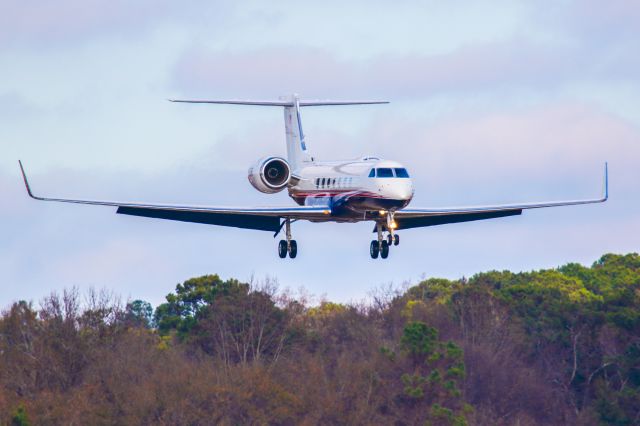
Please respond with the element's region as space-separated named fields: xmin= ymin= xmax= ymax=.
xmin=1 ymin=0 xmax=639 ymax=307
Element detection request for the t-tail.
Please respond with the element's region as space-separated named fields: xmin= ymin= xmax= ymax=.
xmin=169 ymin=94 xmax=388 ymax=170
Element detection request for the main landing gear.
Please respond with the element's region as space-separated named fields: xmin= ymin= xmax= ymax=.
xmin=278 ymin=218 xmax=297 ymax=259
xmin=370 ymin=220 xmax=399 ymax=260
xmin=370 ymin=239 xmax=389 ymax=259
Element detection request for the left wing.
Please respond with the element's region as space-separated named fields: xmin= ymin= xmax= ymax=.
xmin=392 ymin=163 xmax=608 ymax=231
xmin=18 ymin=161 xmax=330 ymax=233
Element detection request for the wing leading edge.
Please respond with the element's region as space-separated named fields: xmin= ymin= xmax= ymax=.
xmin=390 ymin=163 xmax=608 ymax=231
xmin=18 ymin=161 xmax=330 ymax=233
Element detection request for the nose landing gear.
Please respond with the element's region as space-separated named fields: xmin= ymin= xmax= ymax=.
xmin=278 ymin=218 xmax=297 ymax=259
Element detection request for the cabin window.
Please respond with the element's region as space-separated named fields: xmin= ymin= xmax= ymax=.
xmin=394 ymin=168 xmax=410 ymax=178
xmin=376 ymin=168 xmax=394 ymax=178
xmin=321 ymin=178 xmax=326 ymax=188
xmin=368 ymin=169 xmax=375 ymax=178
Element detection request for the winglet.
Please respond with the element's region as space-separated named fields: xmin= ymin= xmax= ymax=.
xmin=603 ymin=162 xmax=609 ymax=201
xmin=18 ymin=160 xmax=40 ymax=200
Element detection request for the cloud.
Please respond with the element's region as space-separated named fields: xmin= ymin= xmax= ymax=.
xmin=362 ymin=103 xmax=640 ymax=204
xmin=0 ymin=0 xmax=231 ymax=48
xmin=562 ymin=0 xmax=640 ymax=39
xmin=0 ymin=92 xmax=40 ymax=120
xmin=171 ymin=39 xmax=639 ymax=101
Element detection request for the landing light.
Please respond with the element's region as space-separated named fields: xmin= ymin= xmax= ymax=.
xmin=390 ymin=221 xmax=398 ymax=229
xmin=379 ymin=210 xmax=386 ymax=215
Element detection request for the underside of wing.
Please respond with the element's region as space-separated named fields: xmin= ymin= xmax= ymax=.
xmin=393 ymin=208 xmax=523 ymax=230
xmin=115 ymin=205 xmax=330 ymax=232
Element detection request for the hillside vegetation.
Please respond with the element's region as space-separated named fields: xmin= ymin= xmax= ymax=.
xmin=1 ymin=253 xmax=639 ymax=425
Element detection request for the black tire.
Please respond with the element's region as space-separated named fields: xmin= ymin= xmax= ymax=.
xmin=278 ymin=240 xmax=287 ymax=258
xmin=289 ymin=240 xmax=298 ymax=258
xmin=387 ymin=234 xmax=393 ymax=246
xmin=394 ymin=234 xmax=400 ymax=246
xmin=380 ymin=240 xmax=389 ymax=259
xmin=370 ymin=240 xmax=379 ymax=259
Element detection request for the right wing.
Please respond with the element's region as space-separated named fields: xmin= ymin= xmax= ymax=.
xmin=19 ymin=161 xmax=330 ymax=233
xmin=392 ymin=163 xmax=608 ymax=230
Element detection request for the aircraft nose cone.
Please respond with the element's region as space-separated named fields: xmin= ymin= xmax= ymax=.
xmin=386 ymin=180 xmax=414 ymax=200
xmin=398 ymin=185 xmax=414 ymax=200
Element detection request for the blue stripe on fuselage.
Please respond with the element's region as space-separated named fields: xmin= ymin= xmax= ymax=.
xmin=296 ymin=105 xmax=306 ymax=151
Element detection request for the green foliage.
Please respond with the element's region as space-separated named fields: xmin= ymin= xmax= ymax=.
xmin=307 ymin=301 xmax=346 ymax=317
xmin=404 ymin=278 xmax=461 ymax=303
xmin=403 ymin=252 xmax=640 ymax=424
xmin=397 ymin=322 xmax=467 ymax=423
xmin=428 ymin=403 xmax=468 ymax=426
xmin=446 ymin=365 xmax=465 ymax=379
xmin=401 ymin=321 xmax=439 ymax=359
xmin=402 ymin=373 xmax=426 ymax=398
xmin=11 ymin=404 xmax=29 ymax=426
xmin=379 ymin=346 xmax=396 ymax=361
xmin=154 ymin=275 xmax=248 ymax=336
xmin=445 ymin=341 xmax=463 ymax=361
xmin=428 ymin=369 xmax=442 ymax=383
xmin=125 ymin=300 xmax=153 ymax=328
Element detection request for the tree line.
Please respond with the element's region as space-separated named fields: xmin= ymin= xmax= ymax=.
xmin=1 ymin=253 xmax=639 ymax=425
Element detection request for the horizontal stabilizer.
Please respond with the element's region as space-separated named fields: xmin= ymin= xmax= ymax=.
xmin=169 ymin=99 xmax=389 ymax=107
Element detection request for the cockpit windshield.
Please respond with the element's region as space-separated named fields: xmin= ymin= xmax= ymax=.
xmin=394 ymin=168 xmax=410 ymax=178
xmin=376 ymin=168 xmax=394 ymax=178
xmin=368 ymin=167 xmax=411 ymax=178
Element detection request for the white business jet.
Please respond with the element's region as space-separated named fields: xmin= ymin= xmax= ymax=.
xmin=19 ymin=94 xmax=608 ymax=259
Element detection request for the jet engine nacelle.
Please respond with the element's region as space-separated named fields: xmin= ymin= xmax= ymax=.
xmin=248 ymin=157 xmax=291 ymax=194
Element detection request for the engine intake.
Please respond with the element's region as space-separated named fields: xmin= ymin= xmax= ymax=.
xmin=248 ymin=157 xmax=291 ymax=194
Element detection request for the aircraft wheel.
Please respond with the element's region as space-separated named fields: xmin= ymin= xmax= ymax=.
xmin=278 ymin=240 xmax=288 ymax=258
xmin=394 ymin=234 xmax=400 ymax=246
xmin=380 ymin=240 xmax=389 ymax=259
xmin=370 ymin=240 xmax=379 ymax=259
xmin=387 ymin=234 xmax=393 ymax=246
xmin=289 ymin=240 xmax=298 ymax=258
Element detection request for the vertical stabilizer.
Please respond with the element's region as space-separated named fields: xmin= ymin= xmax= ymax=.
xmin=283 ymin=94 xmax=313 ymax=169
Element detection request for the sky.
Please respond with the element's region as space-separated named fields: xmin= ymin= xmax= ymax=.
xmin=1 ymin=0 xmax=639 ymax=308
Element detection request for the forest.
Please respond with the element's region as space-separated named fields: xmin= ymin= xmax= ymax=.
xmin=1 ymin=253 xmax=639 ymax=425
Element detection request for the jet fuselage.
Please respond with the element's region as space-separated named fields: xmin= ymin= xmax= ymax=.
xmin=288 ymin=158 xmax=414 ymax=221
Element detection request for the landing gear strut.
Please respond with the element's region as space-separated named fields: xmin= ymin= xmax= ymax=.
xmin=370 ymin=213 xmax=399 ymax=259
xmin=278 ymin=218 xmax=297 ymax=259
